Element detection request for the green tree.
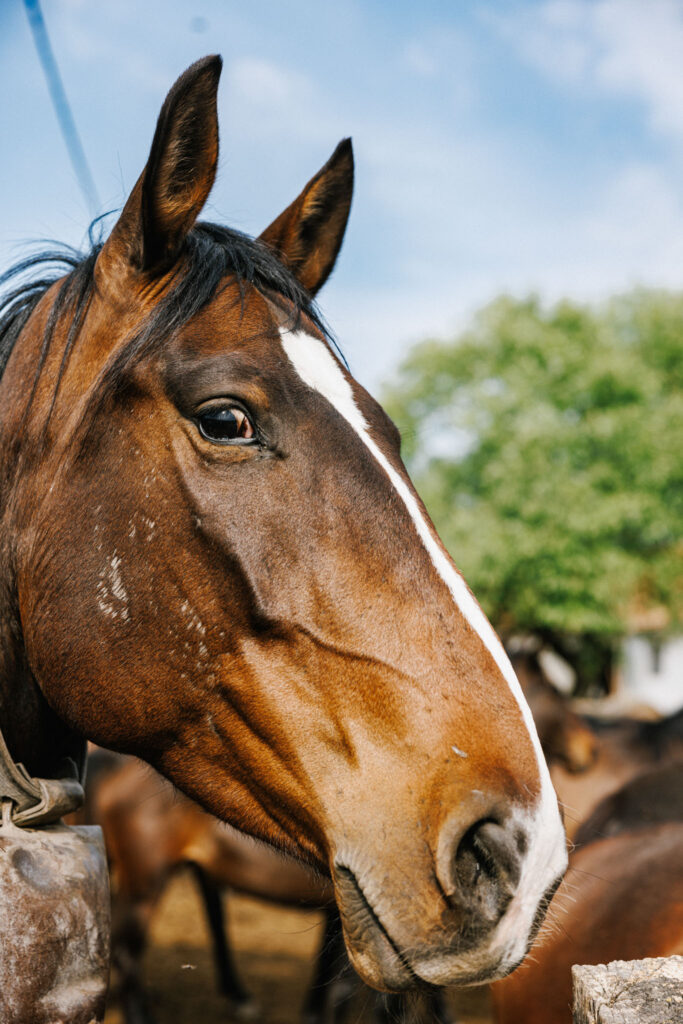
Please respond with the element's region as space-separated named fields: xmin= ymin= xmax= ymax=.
xmin=383 ymin=291 xmax=683 ymax=690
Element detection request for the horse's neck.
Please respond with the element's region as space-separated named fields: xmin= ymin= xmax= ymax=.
xmin=0 ymin=339 xmax=69 ymax=775
xmin=0 ymin=581 xmax=81 ymax=780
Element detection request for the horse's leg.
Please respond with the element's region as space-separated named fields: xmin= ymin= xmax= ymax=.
xmin=428 ymin=988 xmax=457 ymax=1024
xmin=111 ymin=898 xmax=157 ymax=1024
xmin=374 ymin=990 xmax=457 ymax=1024
xmin=303 ymin=905 xmax=357 ymax=1024
xmin=190 ymin=863 xmax=258 ymax=1018
xmin=374 ymin=993 xmax=408 ymax=1024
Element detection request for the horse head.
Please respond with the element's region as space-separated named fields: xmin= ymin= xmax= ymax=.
xmin=0 ymin=57 xmax=566 ymax=990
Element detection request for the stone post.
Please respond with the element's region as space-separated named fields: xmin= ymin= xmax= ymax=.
xmin=572 ymin=956 xmax=683 ymax=1024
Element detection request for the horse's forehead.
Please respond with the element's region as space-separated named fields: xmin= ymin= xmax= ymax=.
xmin=175 ymin=283 xmax=281 ymax=356
xmin=166 ymin=286 xmax=359 ymax=424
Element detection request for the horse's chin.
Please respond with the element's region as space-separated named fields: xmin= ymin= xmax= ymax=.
xmin=406 ymin=949 xmax=521 ymax=989
xmin=343 ymin=926 xmax=520 ymax=994
xmin=332 ymin=864 xmax=415 ymax=991
xmin=344 ymin=941 xmax=415 ymax=993
xmin=339 ymin=918 xmax=516 ymax=994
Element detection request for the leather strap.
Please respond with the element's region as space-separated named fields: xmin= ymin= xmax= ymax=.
xmin=0 ymin=725 xmax=84 ymax=827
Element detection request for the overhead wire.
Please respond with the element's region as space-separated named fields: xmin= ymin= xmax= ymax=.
xmin=23 ymin=0 xmax=101 ymax=217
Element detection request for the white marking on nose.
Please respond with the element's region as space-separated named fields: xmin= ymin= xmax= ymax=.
xmin=279 ymin=326 xmax=566 ymax=955
xmin=451 ymin=745 xmax=468 ymax=759
xmin=280 ymin=331 xmax=517 ymax=693
xmin=280 ymin=328 xmax=532 ymax=710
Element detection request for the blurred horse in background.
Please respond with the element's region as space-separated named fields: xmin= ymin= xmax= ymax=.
xmin=551 ymin=706 xmax=683 ymax=839
xmin=79 ymin=750 xmax=338 ymax=1024
xmin=509 ymin=649 xmax=598 ymax=775
xmin=572 ymin=760 xmax=683 ymax=848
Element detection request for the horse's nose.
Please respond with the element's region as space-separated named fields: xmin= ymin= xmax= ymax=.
xmin=453 ymin=819 xmax=523 ymax=923
xmin=437 ymin=810 xmax=525 ymax=927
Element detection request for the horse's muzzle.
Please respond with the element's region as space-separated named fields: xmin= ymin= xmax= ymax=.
xmin=331 ymin=803 xmax=563 ymax=991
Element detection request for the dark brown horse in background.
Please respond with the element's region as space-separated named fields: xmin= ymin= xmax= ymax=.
xmin=509 ymin=650 xmax=597 ymax=775
xmin=551 ymin=706 xmax=683 ymax=839
xmin=572 ymin=759 xmax=683 ymax=847
xmin=0 ymin=55 xmax=566 ymax=1002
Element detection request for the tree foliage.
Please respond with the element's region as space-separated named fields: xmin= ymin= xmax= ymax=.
xmin=383 ymin=291 xmax=683 ymax=658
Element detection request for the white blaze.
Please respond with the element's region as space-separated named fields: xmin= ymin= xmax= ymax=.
xmin=280 ymin=326 xmax=567 ymax=964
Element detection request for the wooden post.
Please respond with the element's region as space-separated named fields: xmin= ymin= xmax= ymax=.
xmin=0 ymin=818 xmax=110 ymax=1024
xmin=572 ymin=956 xmax=683 ymax=1024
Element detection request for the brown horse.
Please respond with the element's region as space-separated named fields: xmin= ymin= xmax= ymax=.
xmin=509 ymin=650 xmax=597 ymax=775
xmin=491 ymin=822 xmax=683 ymax=1024
xmin=573 ymin=761 xmax=683 ymax=848
xmin=551 ymin=707 xmax=683 ymax=839
xmin=0 ymin=56 xmax=566 ymax=993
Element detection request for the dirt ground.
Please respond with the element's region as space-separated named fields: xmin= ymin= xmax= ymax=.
xmin=103 ymin=869 xmax=493 ymax=1024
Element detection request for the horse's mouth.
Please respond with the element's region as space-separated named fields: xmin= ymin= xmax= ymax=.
xmin=332 ymin=863 xmax=528 ymax=991
xmin=332 ymin=864 xmax=420 ymax=991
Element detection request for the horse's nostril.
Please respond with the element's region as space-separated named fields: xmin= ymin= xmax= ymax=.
xmin=453 ymin=819 xmax=522 ymax=925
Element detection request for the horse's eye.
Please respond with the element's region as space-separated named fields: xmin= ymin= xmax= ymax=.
xmin=197 ymin=406 xmax=255 ymax=444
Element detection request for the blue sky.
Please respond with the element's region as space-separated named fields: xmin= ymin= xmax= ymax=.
xmin=2 ymin=0 xmax=683 ymax=389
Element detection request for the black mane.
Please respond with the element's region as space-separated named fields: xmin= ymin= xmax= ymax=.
xmin=0 ymin=246 xmax=86 ymax=381
xmin=0 ymin=223 xmax=337 ymax=399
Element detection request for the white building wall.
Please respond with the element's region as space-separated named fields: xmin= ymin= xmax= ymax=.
xmin=621 ymin=634 xmax=683 ymax=715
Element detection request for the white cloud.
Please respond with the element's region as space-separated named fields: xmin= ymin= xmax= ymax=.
xmin=403 ymin=41 xmax=439 ymax=78
xmin=227 ymin=58 xmax=311 ymax=110
xmin=488 ymin=0 xmax=683 ymax=145
xmin=55 ymin=0 xmax=180 ymax=94
xmin=220 ymin=55 xmax=351 ymax=157
xmin=581 ymin=162 xmax=683 ymax=261
xmin=593 ymin=0 xmax=683 ymax=139
xmin=487 ymin=0 xmax=594 ymax=84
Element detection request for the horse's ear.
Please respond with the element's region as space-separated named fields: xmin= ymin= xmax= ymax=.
xmin=259 ymin=139 xmax=353 ymax=295
xmin=101 ymin=55 xmax=222 ymax=274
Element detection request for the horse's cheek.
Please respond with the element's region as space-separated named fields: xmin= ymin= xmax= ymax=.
xmin=20 ymin=533 xmax=178 ymax=753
